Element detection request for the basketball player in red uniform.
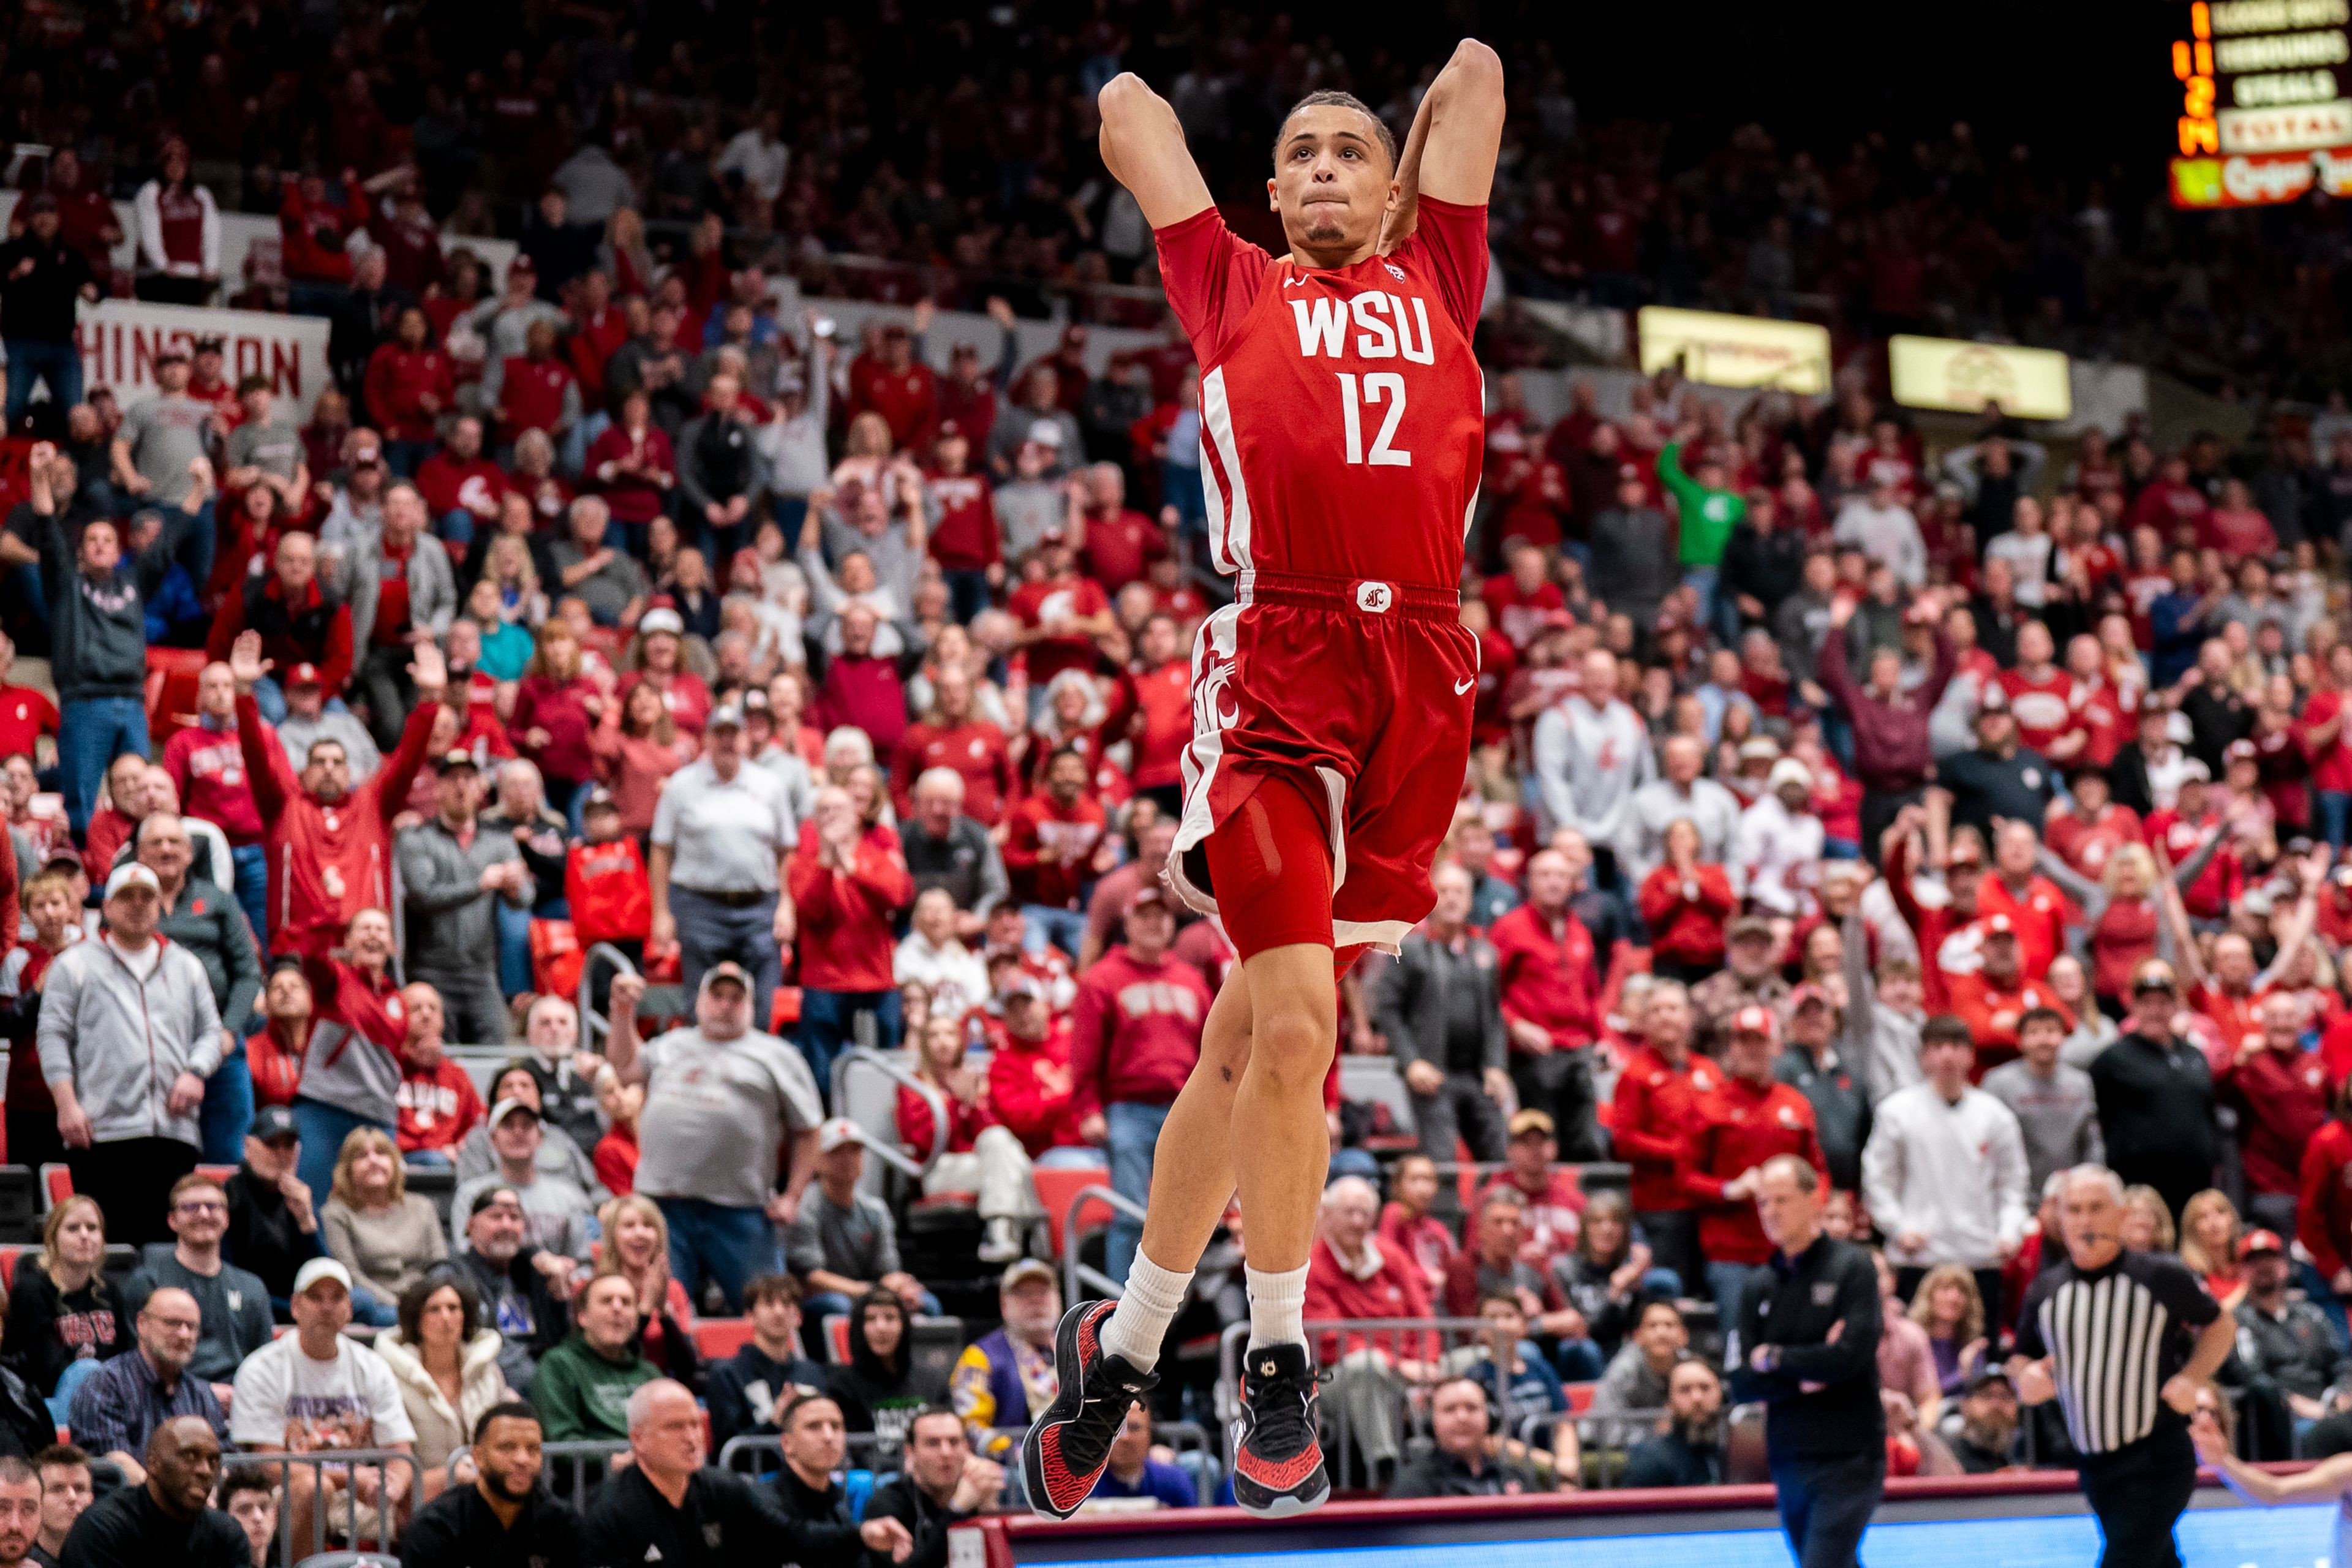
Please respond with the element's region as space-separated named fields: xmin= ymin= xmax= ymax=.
xmin=1020 ymin=41 xmax=1504 ymax=1521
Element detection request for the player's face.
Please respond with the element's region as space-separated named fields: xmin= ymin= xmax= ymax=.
xmin=1268 ymin=105 xmax=1395 ymax=257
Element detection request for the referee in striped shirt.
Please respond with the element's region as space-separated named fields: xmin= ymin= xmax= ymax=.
xmin=2010 ymin=1166 xmax=2235 ymax=1568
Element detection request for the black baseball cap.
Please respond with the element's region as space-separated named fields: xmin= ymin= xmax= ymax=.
xmin=251 ymin=1105 xmax=298 ymax=1143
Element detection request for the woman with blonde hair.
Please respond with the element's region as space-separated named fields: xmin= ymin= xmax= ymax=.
xmin=323 ymin=1126 xmax=448 ymax=1306
xmin=2122 ymin=1184 xmax=2178 ymax=1251
xmin=594 ymin=1194 xmax=699 ymax=1382
xmin=8 ymin=1193 xmax=123 ymax=1409
xmin=374 ymin=1274 xmax=508 ymax=1501
xmin=2029 ymin=832 xmax=2220 ymax=1016
xmin=2177 ymin=1189 xmax=2248 ymax=1307
xmin=600 ymin=207 xmax=653 ymax=297
xmin=1908 ymin=1264 xmax=1988 ymax=1398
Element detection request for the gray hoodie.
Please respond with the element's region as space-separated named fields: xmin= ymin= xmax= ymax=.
xmin=36 ymin=933 xmax=222 ymax=1147
xmin=30 ymin=500 xmax=181 ymax=703
xmin=347 ymin=529 xmax=458 ymax=652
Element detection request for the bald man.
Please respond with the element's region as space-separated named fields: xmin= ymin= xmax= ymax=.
xmin=59 ymin=1417 xmax=247 ymax=1568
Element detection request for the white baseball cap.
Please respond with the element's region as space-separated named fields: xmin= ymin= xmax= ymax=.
xmin=818 ymin=1118 xmax=863 ymax=1154
xmin=104 ymin=864 xmax=161 ymax=900
xmin=293 ymin=1257 xmax=352 ymax=1297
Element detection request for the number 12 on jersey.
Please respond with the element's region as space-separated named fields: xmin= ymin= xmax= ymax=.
xmin=1335 ymin=372 xmax=1411 ymax=467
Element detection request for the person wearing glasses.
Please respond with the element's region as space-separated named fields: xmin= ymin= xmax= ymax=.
xmin=119 ymin=1175 xmax=274 ymax=1412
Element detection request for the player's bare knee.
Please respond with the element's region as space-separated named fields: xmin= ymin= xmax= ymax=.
xmin=1250 ymin=1005 xmax=1335 ymax=1094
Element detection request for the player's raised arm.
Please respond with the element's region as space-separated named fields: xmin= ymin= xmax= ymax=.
xmin=1381 ymin=39 xmax=1506 ymax=252
xmin=1098 ymin=72 xmax=1215 ymax=230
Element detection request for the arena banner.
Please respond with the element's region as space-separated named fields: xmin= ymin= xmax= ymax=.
xmin=76 ymin=300 xmax=333 ymax=417
xmin=1888 ymin=334 xmax=2073 ymax=421
xmin=1635 ymin=306 xmax=1831 ymax=393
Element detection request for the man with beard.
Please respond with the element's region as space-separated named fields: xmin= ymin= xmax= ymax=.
xmin=450 ymin=1186 xmax=573 ymax=1395
xmin=397 ymin=1403 xmax=581 ymax=1568
xmin=58 ymin=1418 xmax=247 ymax=1568
xmin=0 ymin=1459 xmax=42 ymax=1568
xmin=948 ymin=1264 xmax=1063 ymax=1458
xmin=1947 ymin=1370 xmax=2022 ymax=1473
xmin=1623 ymin=1360 xmax=1728 ymax=1487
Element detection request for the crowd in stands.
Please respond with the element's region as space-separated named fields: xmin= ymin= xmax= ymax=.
xmin=1 ymin=0 xmax=2351 ymax=1551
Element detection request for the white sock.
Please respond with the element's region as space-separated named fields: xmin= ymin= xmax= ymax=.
xmin=1246 ymin=1264 xmax=1309 ymax=1351
xmin=1101 ymin=1252 xmax=1193 ymax=1373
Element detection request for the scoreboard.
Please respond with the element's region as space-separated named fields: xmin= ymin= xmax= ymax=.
xmin=2170 ymin=0 xmax=2352 ymax=206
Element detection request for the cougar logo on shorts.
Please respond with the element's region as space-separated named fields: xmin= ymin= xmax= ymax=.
xmin=1356 ymin=581 xmax=1393 ymax=612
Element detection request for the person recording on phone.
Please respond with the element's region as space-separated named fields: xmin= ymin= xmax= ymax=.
xmin=2009 ymin=1166 xmax=2235 ymax=1568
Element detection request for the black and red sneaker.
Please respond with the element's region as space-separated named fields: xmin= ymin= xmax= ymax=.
xmin=1230 ymin=1341 xmax=1330 ymax=1518
xmin=1020 ymin=1300 xmax=1158 ymax=1521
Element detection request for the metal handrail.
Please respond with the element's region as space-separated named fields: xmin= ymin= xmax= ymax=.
xmin=578 ymin=941 xmax=638 ymax=1050
xmin=834 ymin=1046 xmax=947 ymax=1184
xmin=224 ymin=1449 xmax=420 ymax=1568
xmin=1061 ymin=1182 xmax=1148 ymax=1308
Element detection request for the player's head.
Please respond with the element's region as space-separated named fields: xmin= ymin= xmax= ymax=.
xmin=1268 ymin=90 xmax=1398 ymax=255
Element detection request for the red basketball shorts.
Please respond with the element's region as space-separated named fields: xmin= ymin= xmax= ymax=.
xmin=1169 ymin=570 xmax=1476 ymax=960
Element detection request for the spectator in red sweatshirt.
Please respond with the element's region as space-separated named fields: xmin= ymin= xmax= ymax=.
xmin=1679 ymin=1005 xmax=1828 ymax=1332
xmin=565 ymin=788 xmax=652 ymax=982
xmin=232 ymin=630 xmax=443 ymax=957
xmin=485 ymin=318 xmax=581 ymax=453
xmin=848 ymin=317 xmax=938 ymax=451
xmin=1604 ymin=979 xmax=1717 ymax=1295
xmin=925 ymin=423 xmax=999 ymax=624
xmin=1304 ymin=1174 xmax=1441 ymax=1464
xmin=1487 ymin=848 xmax=1604 ymax=1159
xmin=392 ymin=981 xmax=484 ymax=1165
xmin=162 ymin=661 xmax=272 ymax=943
xmin=987 ymin=973 xmax=1083 ymax=1156
xmin=363 ymin=306 xmax=454 ymax=477
xmin=586 ymin=388 xmax=677 ymax=551
xmin=1637 ymin=820 xmax=1738 ymax=984
xmin=1006 ymin=534 xmax=1114 ymax=695
xmin=2299 ymin=1079 xmax=2352 ymax=1300
xmin=890 ymin=665 xmax=1013 ymax=827
xmin=1069 ymin=886 xmax=1210 ymax=1283
xmin=2223 ymin=992 xmax=2331 ymax=1238
xmin=1002 ymin=746 xmax=1109 ymax=959
xmin=206 ymin=530 xmax=355 ymax=715
xmin=788 ymin=784 xmax=916 ymax=1098
xmin=810 ymin=603 xmax=909 ymax=760
xmin=415 ymin=415 xmax=508 ymax=557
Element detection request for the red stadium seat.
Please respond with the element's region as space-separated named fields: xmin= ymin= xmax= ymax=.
xmin=38 ymin=1166 xmax=69 ymax=1213
xmin=196 ymin=1165 xmax=238 ymax=1186
xmin=826 ymin=1314 xmax=851 ymax=1363
xmin=0 ymin=1248 xmax=20 ymax=1290
xmin=1031 ymin=1167 xmax=1114 ymax=1258
xmin=693 ymin=1319 xmax=758 ymax=1361
xmin=145 ymin=648 xmax=208 ymax=742
xmin=1563 ymin=1382 xmax=1597 ymax=1415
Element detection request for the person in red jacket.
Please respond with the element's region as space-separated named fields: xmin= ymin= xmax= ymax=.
xmin=1605 ymin=979 xmax=1719 ymax=1295
xmin=1944 ymin=917 xmax=2075 ymax=1077
xmin=206 ymin=530 xmax=355 ymax=709
xmin=288 ymin=904 xmax=415 ymax=1205
xmin=415 ymin=415 xmax=510 ymax=554
xmin=230 ymin=630 xmax=443 ymax=956
xmin=585 ymin=389 xmax=677 ymax=550
xmin=1637 ymin=821 xmax=1738 ymax=984
xmin=987 ymin=973 xmax=1084 ymax=1156
xmin=1070 ymin=887 xmax=1211 ymax=1284
xmin=487 ymin=318 xmax=581 ymax=450
xmin=1679 ymin=1005 xmax=1828 ymax=1334
xmin=277 ymin=170 xmax=368 ymax=286
xmin=1002 ymin=747 xmax=1110 ymax=957
xmin=392 ymin=981 xmax=484 ymax=1164
xmin=891 ymin=666 xmax=1014 ymax=827
xmin=1487 ymin=849 xmax=1604 ymax=1158
xmin=925 ymin=423 xmax=999 ymax=623
xmin=566 ymin=790 xmax=653 ymax=981
xmin=1303 ymin=1173 xmax=1441 ymax=1474
xmin=2223 ymin=992 xmax=2330 ymax=1235
xmin=788 ymin=784 xmax=915 ymax=1098
xmin=2299 ymin=1082 xmax=2352 ymax=1302
xmin=363 ymin=306 xmax=455 ymax=475
xmin=162 ymin=661 xmax=273 ymax=941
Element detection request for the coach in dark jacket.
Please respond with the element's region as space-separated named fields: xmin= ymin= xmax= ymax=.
xmin=1732 ymin=1155 xmax=1884 ymax=1568
xmin=1374 ymin=862 xmax=1509 ymax=1164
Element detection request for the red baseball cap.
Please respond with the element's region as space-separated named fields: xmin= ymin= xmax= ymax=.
xmin=1982 ymin=913 xmax=2018 ymax=938
xmin=1730 ymin=1005 xmax=1779 ymax=1042
xmin=2240 ymin=1229 xmax=2286 ymax=1261
xmin=285 ymin=663 xmax=321 ymax=688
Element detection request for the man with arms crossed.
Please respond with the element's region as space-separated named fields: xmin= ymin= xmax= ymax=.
xmin=1020 ymin=40 xmax=1503 ymax=1520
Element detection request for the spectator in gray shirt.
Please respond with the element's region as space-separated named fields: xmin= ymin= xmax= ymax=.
xmin=547 ymin=496 xmax=650 ymax=628
xmin=1585 ymin=1300 xmax=1690 ymax=1450
xmin=986 ymin=364 xmax=1083 ymax=479
xmin=779 ymin=1120 xmax=940 ymax=1330
xmin=220 ymin=377 xmax=308 ymax=508
xmin=396 ymin=750 xmax=533 ymax=1048
xmin=992 ymin=434 xmax=1068 ymax=561
xmin=111 ymin=352 xmax=215 ymax=510
xmin=450 ymin=1100 xmax=596 ymax=1264
xmin=756 ymin=331 xmax=834 ymax=505
xmin=1979 ymin=1006 xmax=2105 ymax=1198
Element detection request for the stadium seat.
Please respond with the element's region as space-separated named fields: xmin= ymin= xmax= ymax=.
xmin=196 ymin=1164 xmax=237 ymax=1186
xmin=0 ymin=1167 xmax=43 ymax=1243
xmin=693 ymin=1319 xmax=757 ymax=1361
xmin=0 ymin=1246 xmax=20 ymax=1289
xmin=1563 ymin=1382 xmax=1597 ymax=1415
xmin=143 ymin=648 xmax=208 ymax=742
xmin=406 ymin=1165 xmax=458 ymax=1231
xmin=1031 ymin=1167 xmax=1114 ymax=1258
xmin=826 ymin=1314 xmax=851 ymax=1363
xmin=38 ymin=1166 xmax=69 ymax=1213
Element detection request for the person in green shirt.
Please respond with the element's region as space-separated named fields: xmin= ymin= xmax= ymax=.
xmin=1658 ymin=426 xmax=1749 ymax=648
xmin=530 ymin=1273 xmax=657 ymax=1442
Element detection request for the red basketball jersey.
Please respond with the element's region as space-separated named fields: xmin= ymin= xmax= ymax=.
xmin=1155 ymin=197 xmax=1490 ymax=592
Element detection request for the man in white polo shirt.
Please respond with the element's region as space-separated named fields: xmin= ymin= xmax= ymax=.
xmin=648 ymin=702 xmax=800 ymax=1026
xmin=605 ymin=963 xmax=823 ymax=1314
